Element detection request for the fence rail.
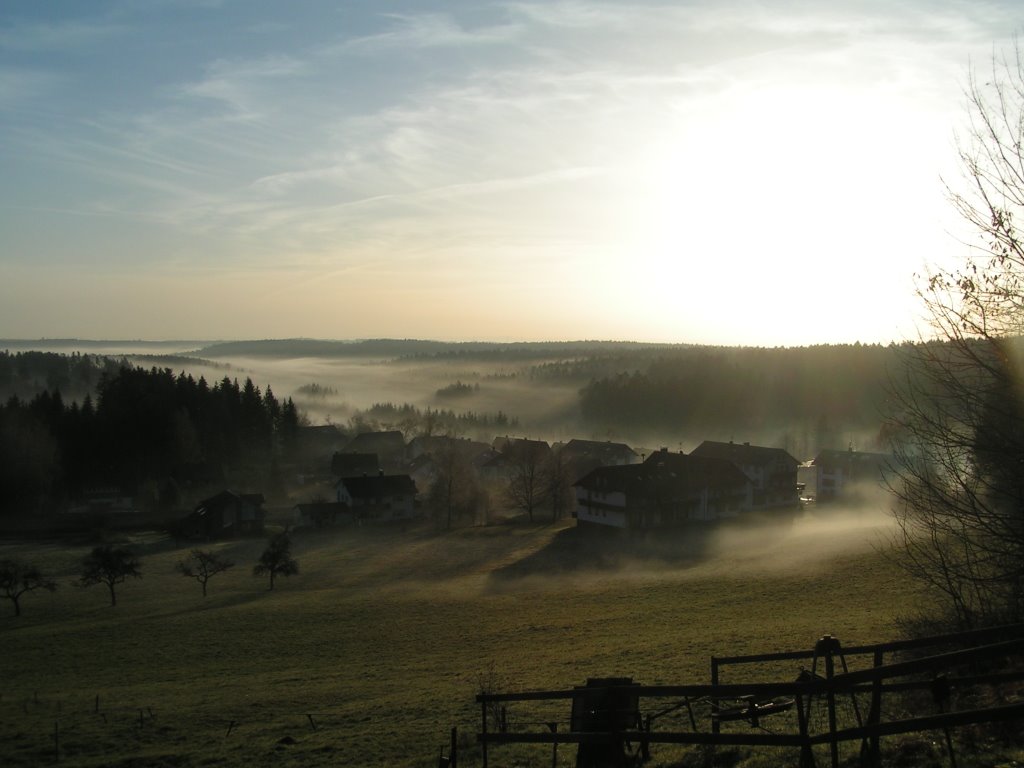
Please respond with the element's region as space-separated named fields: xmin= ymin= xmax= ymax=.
xmin=475 ymin=624 xmax=1024 ymax=768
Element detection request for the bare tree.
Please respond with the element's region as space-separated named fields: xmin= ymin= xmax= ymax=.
xmin=0 ymin=559 xmax=56 ymax=617
xmin=544 ymin=447 xmax=575 ymax=521
xmin=504 ymin=439 xmax=551 ymax=522
xmin=428 ymin=438 xmax=486 ymax=529
xmin=79 ymin=545 xmax=141 ymax=606
xmin=176 ymin=549 xmax=235 ymax=597
xmin=887 ymin=45 xmax=1024 ymax=629
xmin=253 ymin=531 xmax=298 ymax=590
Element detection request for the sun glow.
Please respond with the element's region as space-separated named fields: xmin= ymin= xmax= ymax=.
xmin=598 ymin=80 xmax=953 ymax=344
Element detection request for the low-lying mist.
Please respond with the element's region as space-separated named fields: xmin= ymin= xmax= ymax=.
xmin=124 ymin=351 xmax=585 ymax=438
xmin=480 ymin=500 xmax=896 ymax=597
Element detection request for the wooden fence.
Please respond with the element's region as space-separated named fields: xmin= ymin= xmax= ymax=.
xmin=474 ymin=624 xmax=1024 ymax=768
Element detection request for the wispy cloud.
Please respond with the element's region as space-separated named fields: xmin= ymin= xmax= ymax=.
xmin=0 ymin=20 xmax=126 ymax=51
xmin=335 ymin=12 xmax=522 ymax=53
xmin=178 ymin=54 xmax=308 ymax=116
xmin=0 ymin=67 xmax=65 ymax=106
xmin=2 ymin=0 xmax=1018 ymax=343
xmin=505 ymin=1 xmax=647 ymax=29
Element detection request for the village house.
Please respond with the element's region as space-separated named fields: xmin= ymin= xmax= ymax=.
xmin=335 ymin=473 xmax=418 ymax=523
xmin=406 ymin=453 xmax=439 ymax=488
xmin=806 ymin=447 xmax=893 ymax=502
xmin=558 ymin=438 xmax=640 ymax=482
xmin=407 ymin=435 xmax=491 ymax=462
xmin=180 ymin=490 xmax=266 ymax=539
xmin=342 ymin=430 xmax=407 ymax=470
xmin=573 ymin=449 xmax=752 ymax=530
xmin=689 ymin=440 xmax=800 ymax=510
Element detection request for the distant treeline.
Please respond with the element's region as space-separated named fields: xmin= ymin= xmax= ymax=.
xmin=349 ymin=401 xmax=518 ymax=436
xmin=577 ymin=343 xmax=902 ymax=445
xmin=0 ymin=351 xmax=125 ymax=404
xmin=0 ymin=364 xmax=300 ymax=517
xmin=190 ymin=338 xmax=680 ymax=360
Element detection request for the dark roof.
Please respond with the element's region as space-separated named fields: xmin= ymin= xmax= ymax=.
xmin=562 ymin=439 xmax=638 ymax=461
xmin=408 ymin=435 xmax=491 ymax=457
xmin=194 ymin=490 xmax=264 ymax=514
xmin=296 ymin=425 xmax=348 ymax=446
xmin=577 ymin=453 xmax=749 ymax=495
xmin=407 ymin=435 xmax=457 ymax=452
xmin=493 ymin=436 xmax=551 ymax=454
xmin=331 ymin=451 xmax=380 ymax=477
xmin=690 ymin=440 xmax=799 ymax=467
xmin=337 ymin=474 xmax=418 ymax=498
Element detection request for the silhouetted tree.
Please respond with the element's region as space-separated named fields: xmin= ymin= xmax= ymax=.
xmin=427 ymin=439 xmax=486 ymax=528
xmin=176 ymin=549 xmax=235 ymax=597
xmin=504 ymin=440 xmax=551 ymax=522
xmin=79 ymin=545 xmax=141 ymax=606
xmin=253 ymin=532 xmax=298 ymax=590
xmin=888 ymin=46 xmax=1024 ymax=629
xmin=544 ymin=448 xmax=575 ymax=521
xmin=0 ymin=559 xmax=56 ymax=616
xmin=0 ymin=404 xmax=59 ymax=515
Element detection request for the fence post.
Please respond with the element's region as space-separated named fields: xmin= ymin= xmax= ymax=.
xmin=54 ymin=720 xmax=59 ymax=763
xmin=821 ymin=637 xmax=839 ymax=768
xmin=480 ymin=696 xmax=488 ymax=768
xmin=710 ymin=656 xmax=720 ymax=735
xmin=450 ymin=726 xmax=458 ymax=768
xmin=867 ymin=648 xmax=883 ymax=767
xmin=795 ymin=693 xmax=815 ymax=768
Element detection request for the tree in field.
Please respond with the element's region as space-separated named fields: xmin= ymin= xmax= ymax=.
xmin=544 ymin=447 xmax=575 ymax=521
xmin=176 ymin=549 xmax=235 ymax=598
xmin=427 ymin=439 xmax=487 ymax=529
xmin=887 ymin=46 xmax=1024 ymax=630
xmin=253 ymin=531 xmax=298 ymax=590
xmin=0 ymin=559 xmax=56 ymax=616
xmin=503 ymin=439 xmax=551 ymax=522
xmin=79 ymin=545 xmax=141 ymax=606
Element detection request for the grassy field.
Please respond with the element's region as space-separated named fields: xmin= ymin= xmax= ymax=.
xmin=1 ymin=511 xmax=934 ymax=767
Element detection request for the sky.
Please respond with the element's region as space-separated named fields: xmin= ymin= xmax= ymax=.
xmin=0 ymin=1 xmax=1019 ymax=347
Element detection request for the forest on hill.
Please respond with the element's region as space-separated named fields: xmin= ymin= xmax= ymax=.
xmin=0 ymin=359 xmax=301 ymax=520
xmin=575 ymin=343 xmax=898 ymax=448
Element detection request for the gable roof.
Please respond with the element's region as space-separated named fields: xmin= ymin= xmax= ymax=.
xmin=577 ymin=453 xmax=749 ymax=496
xmin=561 ymin=439 xmax=638 ymax=462
xmin=493 ymin=436 xmax=551 ymax=454
xmin=194 ymin=490 xmax=265 ymax=514
xmin=690 ymin=440 xmax=798 ymax=468
xmin=337 ymin=474 xmax=418 ymax=499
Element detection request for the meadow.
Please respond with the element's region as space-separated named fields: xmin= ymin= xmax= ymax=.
xmin=0 ymin=509 xmax=925 ymax=767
